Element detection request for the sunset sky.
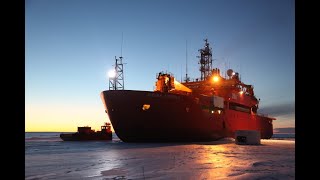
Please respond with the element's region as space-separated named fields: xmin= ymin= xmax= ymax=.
xmin=25 ymin=0 xmax=294 ymax=132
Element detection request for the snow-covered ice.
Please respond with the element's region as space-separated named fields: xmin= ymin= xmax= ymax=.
xmin=25 ymin=133 xmax=295 ymax=179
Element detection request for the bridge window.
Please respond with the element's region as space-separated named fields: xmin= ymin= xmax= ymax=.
xmin=229 ymin=102 xmax=250 ymax=113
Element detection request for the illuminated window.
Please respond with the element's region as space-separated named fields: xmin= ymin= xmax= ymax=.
xmin=142 ymin=104 xmax=151 ymax=111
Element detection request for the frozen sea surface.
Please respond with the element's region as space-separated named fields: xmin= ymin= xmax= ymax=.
xmin=25 ymin=133 xmax=295 ymax=179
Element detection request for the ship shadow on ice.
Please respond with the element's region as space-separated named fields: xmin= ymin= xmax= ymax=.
xmin=109 ymin=138 xmax=235 ymax=149
xmin=193 ymin=138 xmax=235 ymax=145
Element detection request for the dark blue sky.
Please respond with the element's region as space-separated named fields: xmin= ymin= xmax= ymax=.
xmin=26 ymin=0 xmax=294 ymax=131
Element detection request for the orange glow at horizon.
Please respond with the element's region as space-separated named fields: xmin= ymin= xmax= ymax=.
xmin=25 ymin=102 xmax=113 ymax=132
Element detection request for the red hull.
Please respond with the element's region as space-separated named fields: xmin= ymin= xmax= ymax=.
xmin=100 ymin=90 xmax=273 ymax=142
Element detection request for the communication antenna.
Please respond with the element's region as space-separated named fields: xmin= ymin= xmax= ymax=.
xmin=224 ymin=61 xmax=227 ymax=79
xmin=109 ymin=34 xmax=126 ymax=90
xmin=121 ymin=32 xmax=123 ymax=57
xmin=239 ymin=64 xmax=241 ymax=81
xmin=184 ymin=40 xmax=190 ymax=82
xmin=180 ymin=64 xmax=182 ymax=82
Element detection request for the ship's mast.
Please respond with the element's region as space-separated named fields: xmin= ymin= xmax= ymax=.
xmin=109 ymin=56 xmax=125 ymax=90
xmin=109 ymin=33 xmax=125 ymax=90
xmin=198 ymin=39 xmax=213 ymax=80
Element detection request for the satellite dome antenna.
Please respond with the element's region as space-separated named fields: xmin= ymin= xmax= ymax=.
xmin=227 ymin=69 xmax=234 ymax=78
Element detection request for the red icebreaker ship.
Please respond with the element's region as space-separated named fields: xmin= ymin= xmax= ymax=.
xmin=100 ymin=39 xmax=275 ymax=142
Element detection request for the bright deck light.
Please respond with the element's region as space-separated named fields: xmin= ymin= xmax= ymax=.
xmin=213 ymin=76 xmax=219 ymax=82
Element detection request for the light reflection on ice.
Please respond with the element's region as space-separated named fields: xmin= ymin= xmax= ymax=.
xmin=26 ymin=138 xmax=295 ymax=179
